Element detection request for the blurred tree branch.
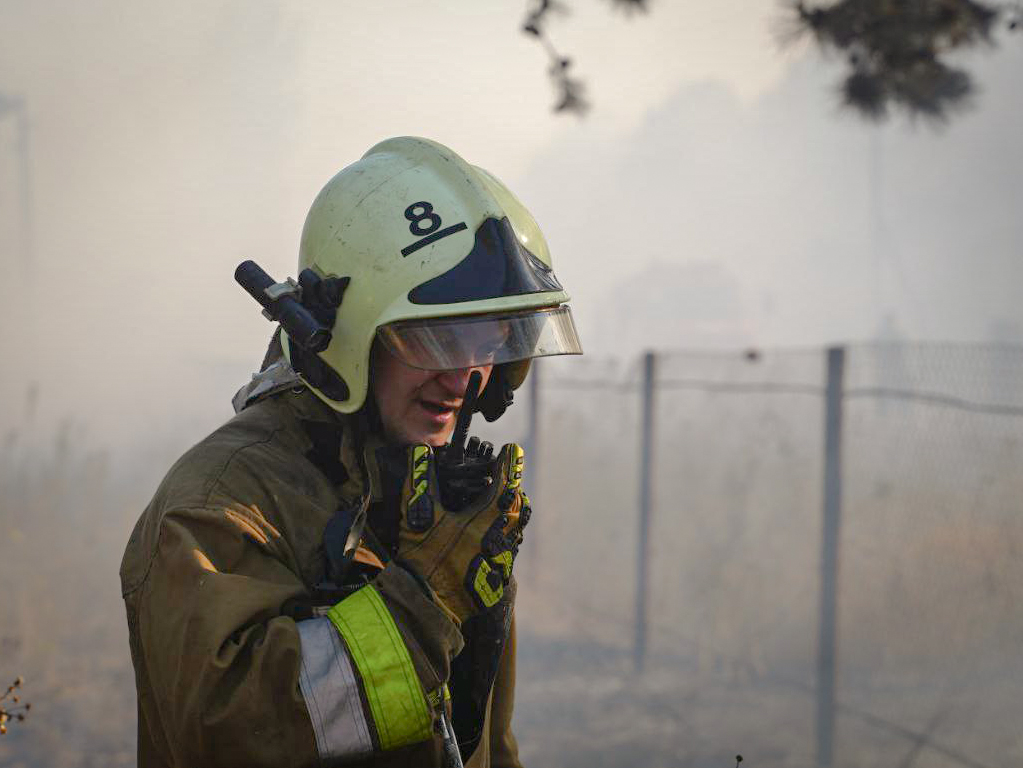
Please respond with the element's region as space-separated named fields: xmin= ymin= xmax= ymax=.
xmin=785 ymin=0 xmax=1022 ymax=122
xmin=522 ymin=0 xmax=649 ymax=115
xmin=521 ymin=0 xmax=1020 ymax=122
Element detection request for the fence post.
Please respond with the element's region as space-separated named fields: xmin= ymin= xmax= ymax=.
xmin=634 ymin=351 xmax=656 ymax=673
xmin=525 ymin=359 xmax=541 ymax=586
xmin=816 ymin=345 xmax=846 ymax=768
xmin=17 ymin=103 xmax=35 ymax=274
xmin=0 ymin=96 xmax=34 ymax=274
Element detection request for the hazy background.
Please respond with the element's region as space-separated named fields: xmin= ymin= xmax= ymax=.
xmin=2 ymin=0 xmax=1020 ymax=453
xmin=2 ymin=2 xmax=1022 ymax=766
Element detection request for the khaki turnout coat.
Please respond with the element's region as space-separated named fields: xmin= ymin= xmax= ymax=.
xmin=120 ymin=385 xmax=522 ymax=767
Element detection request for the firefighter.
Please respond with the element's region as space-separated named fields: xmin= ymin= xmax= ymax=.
xmin=120 ymin=136 xmax=582 ymax=767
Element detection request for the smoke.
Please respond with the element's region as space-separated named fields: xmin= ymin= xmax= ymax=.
xmin=1 ymin=0 xmax=1020 ymax=464
xmin=0 ymin=1 xmax=305 ymax=454
xmin=517 ymin=37 xmax=1023 ymax=355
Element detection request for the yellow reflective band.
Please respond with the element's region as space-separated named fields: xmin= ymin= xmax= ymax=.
xmin=472 ymin=558 xmax=504 ymax=608
xmin=327 ymin=586 xmax=432 ymax=751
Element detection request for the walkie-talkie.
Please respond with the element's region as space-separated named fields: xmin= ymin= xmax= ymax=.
xmin=433 ymin=374 xmax=487 ymax=768
xmin=436 ymin=372 xmax=494 ymax=511
xmin=447 ymin=371 xmax=482 ymax=462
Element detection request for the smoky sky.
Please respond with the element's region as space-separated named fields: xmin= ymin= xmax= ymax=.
xmin=1 ymin=4 xmax=1021 ymax=458
xmin=518 ymin=39 xmax=1023 ymax=356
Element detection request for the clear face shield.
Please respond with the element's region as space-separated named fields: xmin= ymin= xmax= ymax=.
xmin=375 ymin=305 xmax=583 ymax=371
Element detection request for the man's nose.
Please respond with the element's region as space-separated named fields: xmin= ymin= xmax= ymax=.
xmin=435 ymin=367 xmax=476 ymax=396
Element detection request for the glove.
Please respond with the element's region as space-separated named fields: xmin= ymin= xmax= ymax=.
xmin=435 ymin=436 xmax=495 ymax=511
xmin=394 ymin=442 xmax=530 ymax=626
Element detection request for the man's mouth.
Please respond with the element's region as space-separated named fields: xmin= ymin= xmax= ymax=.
xmin=418 ymin=399 xmax=458 ymax=416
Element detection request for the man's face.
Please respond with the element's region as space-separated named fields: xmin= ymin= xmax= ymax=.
xmin=370 ymin=343 xmax=494 ymax=447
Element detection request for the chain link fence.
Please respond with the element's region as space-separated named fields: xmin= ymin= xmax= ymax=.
xmin=510 ymin=343 xmax=1023 ymax=768
xmin=1 ymin=342 xmax=1022 ymax=767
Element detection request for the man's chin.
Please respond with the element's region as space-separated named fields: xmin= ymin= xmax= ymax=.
xmin=423 ymin=428 xmax=453 ymax=448
xmin=400 ymin=423 xmax=452 ymax=448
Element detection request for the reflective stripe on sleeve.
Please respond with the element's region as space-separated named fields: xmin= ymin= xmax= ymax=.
xmin=296 ymin=616 xmax=374 ymax=760
xmin=326 ymin=584 xmax=432 ymax=750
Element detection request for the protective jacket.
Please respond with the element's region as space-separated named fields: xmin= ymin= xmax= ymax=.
xmin=119 ymin=383 xmax=522 ymax=767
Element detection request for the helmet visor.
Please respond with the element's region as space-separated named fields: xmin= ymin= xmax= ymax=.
xmin=376 ymin=305 xmax=582 ymax=371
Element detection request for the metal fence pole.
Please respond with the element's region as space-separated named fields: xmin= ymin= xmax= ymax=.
xmin=526 ymin=359 xmax=539 ymax=473
xmin=525 ymin=359 xmax=540 ymax=586
xmin=634 ymin=351 xmax=656 ymax=673
xmin=1 ymin=95 xmax=33 ymax=274
xmin=816 ymin=346 xmax=846 ymax=767
xmin=17 ymin=103 xmax=35 ymax=274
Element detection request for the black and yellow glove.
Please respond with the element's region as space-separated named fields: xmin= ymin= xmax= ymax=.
xmin=394 ymin=442 xmax=529 ymax=626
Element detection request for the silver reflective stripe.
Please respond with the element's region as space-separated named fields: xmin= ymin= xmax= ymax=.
xmin=231 ymin=358 xmax=301 ymax=413
xmin=296 ymin=616 xmax=374 ymax=759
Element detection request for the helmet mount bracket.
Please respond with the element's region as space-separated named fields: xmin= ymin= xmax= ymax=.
xmin=235 ymin=260 xmax=350 ymax=354
xmin=235 ymin=259 xmax=353 ymax=402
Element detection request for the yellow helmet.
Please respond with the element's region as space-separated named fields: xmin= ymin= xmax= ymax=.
xmin=280 ymin=136 xmax=581 ymax=419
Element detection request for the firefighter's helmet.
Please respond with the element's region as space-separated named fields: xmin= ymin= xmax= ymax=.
xmin=281 ymin=136 xmax=582 ymax=420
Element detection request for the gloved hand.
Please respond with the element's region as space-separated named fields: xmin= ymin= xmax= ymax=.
xmin=435 ymin=436 xmax=496 ymax=511
xmin=394 ymin=442 xmax=530 ymax=626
